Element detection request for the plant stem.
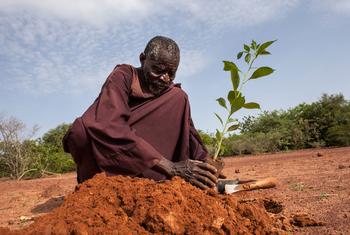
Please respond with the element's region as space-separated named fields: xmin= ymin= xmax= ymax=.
xmin=213 ymin=115 xmax=230 ymax=160
xmin=239 ymin=53 xmax=257 ymax=90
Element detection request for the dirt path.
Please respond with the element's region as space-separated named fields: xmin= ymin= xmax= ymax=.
xmin=0 ymin=147 xmax=349 ymax=234
xmin=0 ymin=173 xmax=76 ymax=229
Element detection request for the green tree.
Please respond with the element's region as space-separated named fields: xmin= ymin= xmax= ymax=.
xmin=42 ymin=123 xmax=70 ymax=151
xmin=40 ymin=123 xmax=75 ymax=173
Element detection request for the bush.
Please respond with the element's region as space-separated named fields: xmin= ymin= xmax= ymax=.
xmin=39 ymin=123 xmax=75 ymax=174
xmin=198 ymin=130 xmax=216 ymax=156
xmin=222 ymin=131 xmax=284 ymax=156
xmin=0 ymin=120 xmax=75 ymax=179
xmin=238 ymin=93 xmax=350 ymax=150
xmin=326 ymin=123 xmax=350 ymax=146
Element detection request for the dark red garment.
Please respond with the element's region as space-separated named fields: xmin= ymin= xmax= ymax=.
xmin=63 ymin=64 xmax=208 ymax=183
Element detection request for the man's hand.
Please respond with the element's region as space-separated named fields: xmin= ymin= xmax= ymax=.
xmin=153 ymin=158 xmax=218 ymax=190
xmin=203 ymin=156 xmax=226 ymax=179
xmin=171 ymin=159 xmax=218 ymax=189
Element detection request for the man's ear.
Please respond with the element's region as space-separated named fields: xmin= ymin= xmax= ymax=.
xmin=139 ymin=52 xmax=146 ymax=66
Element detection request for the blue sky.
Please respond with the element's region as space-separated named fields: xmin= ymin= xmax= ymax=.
xmin=1 ymin=0 xmax=350 ymax=137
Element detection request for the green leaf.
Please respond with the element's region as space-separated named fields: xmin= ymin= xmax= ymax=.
xmin=228 ymin=118 xmax=238 ymax=123
xmin=216 ymin=97 xmax=227 ymax=109
xmin=230 ymin=70 xmax=240 ymax=91
xmin=214 ymin=113 xmax=223 ymax=125
xmin=250 ymin=67 xmax=274 ymax=79
xmin=228 ymin=90 xmax=242 ymax=105
xmin=243 ymin=102 xmax=261 ymax=109
xmin=244 ymin=44 xmax=250 ymax=52
xmin=237 ymin=51 xmax=244 ymax=59
xmin=227 ymin=124 xmax=239 ymax=132
xmin=227 ymin=90 xmax=235 ymax=104
xmin=223 ymin=61 xmax=239 ymax=72
xmin=245 ymin=53 xmax=251 ymax=64
xmin=230 ymin=96 xmax=245 ymax=114
xmin=223 ymin=61 xmax=240 ymax=90
xmin=228 ymin=91 xmax=245 ymax=114
xmin=251 ymin=40 xmax=257 ymax=50
xmin=257 ymin=40 xmax=276 ymax=55
xmin=260 ymin=50 xmax=271 ymax=55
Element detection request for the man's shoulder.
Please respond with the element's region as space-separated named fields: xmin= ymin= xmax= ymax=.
xmin=169 ymin=84 xmax=189 ymax=100
xmin=107 ymin=64 xmax=135 ymax=85
xmin=111 ymin=64 xmax=135 ymax=78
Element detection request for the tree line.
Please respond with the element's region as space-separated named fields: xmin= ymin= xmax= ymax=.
xmin=0 ymin=118 xmax=74 ymax=179
xmin=1 ymin=93 xmax=349 ymax=179
xmin=200 ymin=93 xmax=350 ymax=156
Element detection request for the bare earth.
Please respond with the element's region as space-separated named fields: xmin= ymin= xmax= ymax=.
xmin=1 ymin=147 xmax=349 ymax=234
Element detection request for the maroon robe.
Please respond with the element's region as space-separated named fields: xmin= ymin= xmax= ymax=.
xmin=63 ymin=64 xmax=208 ymax=183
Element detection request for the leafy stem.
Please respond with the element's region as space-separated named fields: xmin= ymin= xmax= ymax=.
xmin=239 ymin=48 xmax=258 ymax=90
xmin=213 ymin=39 xmax=276 ymax=160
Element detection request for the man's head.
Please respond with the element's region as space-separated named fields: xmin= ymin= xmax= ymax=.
xmin=140 ymin=36 xmax=180 ymax=96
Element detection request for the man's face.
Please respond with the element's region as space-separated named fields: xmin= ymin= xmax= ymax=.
xmin=141 ymin=50 xmax=179 ymax=96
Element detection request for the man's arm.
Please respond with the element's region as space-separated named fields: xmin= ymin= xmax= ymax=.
xmin=189 ymin=118 xmax=208 ymax=161
xmin=82 ymin=65 xmax=163 ymax=176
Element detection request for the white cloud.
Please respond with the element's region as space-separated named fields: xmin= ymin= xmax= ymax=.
xmin=0 ymin=0 xmax=152 ymax=26
xmin=0 ymin=0 xmax=299 ymax=95
xmin=310 ymin=0 xmax=350 ymax=14
xmin=171 ymin=0 xmax=300 ymax=30
xmin=0 ymin=0 xmax=299 ymax=28
xmin=177 ymin=50 xmax=208 ymax=80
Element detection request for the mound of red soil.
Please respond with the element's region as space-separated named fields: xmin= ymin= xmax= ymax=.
xmin=1 ymin=173 xmax=286 ymax=234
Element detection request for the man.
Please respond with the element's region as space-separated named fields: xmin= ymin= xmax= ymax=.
xmin=63 ymin=36 xmax=223 ymax=189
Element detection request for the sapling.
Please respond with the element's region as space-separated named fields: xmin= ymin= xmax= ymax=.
xmin=213 ymin=39 xmax=276 ymax=160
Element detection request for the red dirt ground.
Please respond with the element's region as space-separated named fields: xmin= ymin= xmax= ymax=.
xmin=0 ymin=174 xmax=286 ymax=234
xmin=225 ymin=147 xmax=350 ymax=234
xmin=0 ymin=147 xmax=349 ymax=234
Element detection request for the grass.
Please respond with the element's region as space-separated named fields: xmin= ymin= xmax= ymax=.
xmin=318 ymin=192 xmax=331 ymax=200
xmin=289 ymin=183 xmax=305 ymax=191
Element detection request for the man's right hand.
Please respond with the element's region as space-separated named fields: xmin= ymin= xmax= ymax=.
xmin=153 ymin=158 xmax=218 ymax=190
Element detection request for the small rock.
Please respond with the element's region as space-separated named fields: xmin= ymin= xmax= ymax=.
xmin=338 ymin=165 xmax=346 ymax=169
xmin=316 ymin=152 xmax=323 ymax=157
xmin=211 ymin=217 xmax=225 ymax=229
xmin=20 ymin=216 xmax=33 ymax=222
xmin=235 ymin=169 xmax=240 ymax=173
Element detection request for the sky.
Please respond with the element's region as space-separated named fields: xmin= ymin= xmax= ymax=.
xmin=0 ymin=0 xmax=350 ymax=137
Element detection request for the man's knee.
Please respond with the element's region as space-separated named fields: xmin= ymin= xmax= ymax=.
xmin=63 ymin=118 xmax=99 ymax=182
xmin=63 ymin=118 xmax=90 ymax=164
